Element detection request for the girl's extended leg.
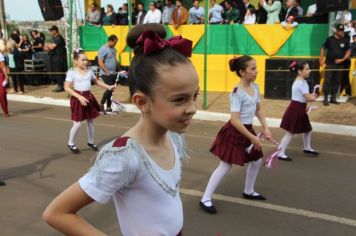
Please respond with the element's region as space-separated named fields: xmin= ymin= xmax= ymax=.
xmin=86 ymin=119 xmax=98 ymax=151
xmin=87 ymin=119 xmax=94 ymax=145
xmin=278 ymin=131 xmax=293 ymax=160
xmin=200 ymin=161 xmax=231 ymax=212
xmin=303 ymin=131 xmax=319 ymax=156
xmin=68 ymin=121 xmax=81 ymax=152
xmin=244 ymin=159 xmax=264 ymax=199
xmin=0 ymin=85 xmax=9 ymax=116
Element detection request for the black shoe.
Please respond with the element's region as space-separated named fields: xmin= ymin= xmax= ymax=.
xmin=199 ymin=200 xmax=217 ymax=214
xmin=323 ymin=99 xmax=329 ymax=106
xmin=303 ymin=149 xmax=319 ymax=155
xmin=242 ymin=192 xmax=266 ymax=200
xmin=330 ymin=99 xmax=340 ymax=105
xmin=106 ymin=107 xmax=112 ymax=113
xmin=0 ymin=181 xmax=6 ymax=186
xmin=100 ymin=104 xmax=106 ymax=115
xmin=278 ymin=156 xmax=293 ymax=161
xmin=68 ymin=145 xmax=80 ymax=154
xmin=88 ymin=143 xmax=98 ymax=151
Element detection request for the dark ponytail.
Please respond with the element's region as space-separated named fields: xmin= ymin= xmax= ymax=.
xmin=229 ymin=55 xmax=254 ymax=77
xmin=126 ymin=23 xmax=190 ymax=96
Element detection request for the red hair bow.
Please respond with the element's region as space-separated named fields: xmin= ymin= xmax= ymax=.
xmin=289 ymin=60 xmax=297 ymax=68
xmin=136 ymin=31 xmax=193 ymax=57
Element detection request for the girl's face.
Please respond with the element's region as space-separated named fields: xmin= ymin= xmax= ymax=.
xmin=75 ymin=54 xmax=88 ymax=69
xmin=298 ymin=63 xmax=311 ymax=79
xmin=147 ymin=63 xmax=199 ymax=133
xmin=240 ymin=59 xmax=258 ymax=82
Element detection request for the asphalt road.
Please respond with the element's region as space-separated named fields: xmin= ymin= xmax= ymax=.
xmin=1 ymin=101 xmax=356 ymax=236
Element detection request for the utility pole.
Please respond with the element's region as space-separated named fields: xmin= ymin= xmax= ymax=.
xmin=0 ymin=0 xmax=7 ymax=38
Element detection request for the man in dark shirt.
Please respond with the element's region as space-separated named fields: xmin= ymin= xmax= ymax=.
xmin=281 ymin=0 xmax=298 ymax=22
xmin=31 ymin=30 xmax=45 ymax=53
xmin=320 ymin=24 xmax=351 ymax=106
xmin=45 ymin=25 xmax=67 ymax=92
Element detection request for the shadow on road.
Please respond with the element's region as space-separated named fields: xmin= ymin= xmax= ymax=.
xmin=13 ymin=107 xmax=52 ymax=115
xmin=0 ymin=153 xmax=65 ymax=181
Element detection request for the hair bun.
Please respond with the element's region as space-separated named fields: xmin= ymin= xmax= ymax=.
xmin=126 ymin=24 xmax=166 ymax=51
xmin=229 ymin=57 xmax=238 ymax=72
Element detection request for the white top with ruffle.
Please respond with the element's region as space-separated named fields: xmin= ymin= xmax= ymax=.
xmin=79 ymin=131 xmax=186 ymax=236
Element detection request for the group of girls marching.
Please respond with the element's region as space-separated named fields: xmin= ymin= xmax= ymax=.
xmin=43 ymin=23 xmax=319 ymax=235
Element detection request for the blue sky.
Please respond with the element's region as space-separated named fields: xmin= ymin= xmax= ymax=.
xmin=4 ymin=0 xmax=124 ymax=21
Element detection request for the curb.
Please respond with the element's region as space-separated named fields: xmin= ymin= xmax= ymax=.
xmin=8 ymin=94 xmax=356 ymax=137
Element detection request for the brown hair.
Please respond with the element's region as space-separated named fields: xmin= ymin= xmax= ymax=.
xmin=229 ymin=55 xmax=254 ymax=77
xmin=126 ymin=23 xmax=190 ymax=96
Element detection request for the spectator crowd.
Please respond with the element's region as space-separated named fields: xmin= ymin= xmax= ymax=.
xmin=0 ymin=25 xmax=67 ymax=93
xmin=84 ymin=0 xmax=354 ymax=31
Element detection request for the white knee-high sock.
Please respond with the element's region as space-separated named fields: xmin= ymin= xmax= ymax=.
xmin=201 ymin=161 xmax=232 ymax=204
xmin=278 ymin=131 xmax=293 ymax=156
xmin=68 ymin=121 xmax=81 ymax=146
xmin=87 ymin=119 xmax=95 ymax=144
xmin=303 ymin=131 xmax=312 ymax=150
xmin=244 ymin=159 xmax=262 ymax=194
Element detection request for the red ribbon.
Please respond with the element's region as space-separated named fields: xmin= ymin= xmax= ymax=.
xmin=136 ymin=31 xmax=193 ymax=57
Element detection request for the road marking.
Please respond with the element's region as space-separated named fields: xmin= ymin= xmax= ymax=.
xmin=16 ymin=113 xmax=356 ymax=158
xmin=180 ymin=188 xmax=356 ymax=227
xmin=8 ymin=111 xmax=356 ymax=227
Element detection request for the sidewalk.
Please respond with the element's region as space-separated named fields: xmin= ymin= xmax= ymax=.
xmin=7 ymin=84 xmax=356 ymax=126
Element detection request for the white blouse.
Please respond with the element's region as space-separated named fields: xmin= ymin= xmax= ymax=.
xmin=79 ymin=132 xmax=186 ymax=236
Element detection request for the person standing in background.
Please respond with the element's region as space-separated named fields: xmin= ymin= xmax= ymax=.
xmin=45 ymin=25 xmax=67 ymax=92
xmin=320 ymin=24 xmax=351 ymax=106
xmin=98 ymin=35 xmax=120 ymax=114
xmin=162 ymin=0 xmax=175 ymax=24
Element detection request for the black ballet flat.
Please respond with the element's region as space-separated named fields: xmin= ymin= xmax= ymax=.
xmin=88 ymin=143 xmax=98 ymax=151
xmin=242 ymin=192 xmax=266 ymax=201
xmin=199 ymin=200 xmax=217 ymax=214
xmin=68 ymin=145 xmax=80 ymax=154
xmin=303 ymin=149 xmax=319 ymax=155
xmin=278 ymin=156 xmax=293 ymax=161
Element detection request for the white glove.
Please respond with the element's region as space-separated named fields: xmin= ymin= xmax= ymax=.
xmin=2 ymin=80 xmax=7 ymax=87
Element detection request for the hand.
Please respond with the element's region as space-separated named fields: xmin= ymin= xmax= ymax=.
xmin=108 ymin=85 xmax=116 ymax=91
xmin=250 ymin=136 xmax=262 ymax=151
xmin=105 ymin=71 xmax=110 ymax=77
xmin=263 ymin=128 xmax=272 ymax=140
xmin=2 ymin=79 xmax=7 ymax=87
xmin=78 ymin=96 xmax=89 ymax=106
xmin=118 ymin=70 xmax=127 ymax=75
xmin=335 ymin=59 xmax=344 ymax=64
